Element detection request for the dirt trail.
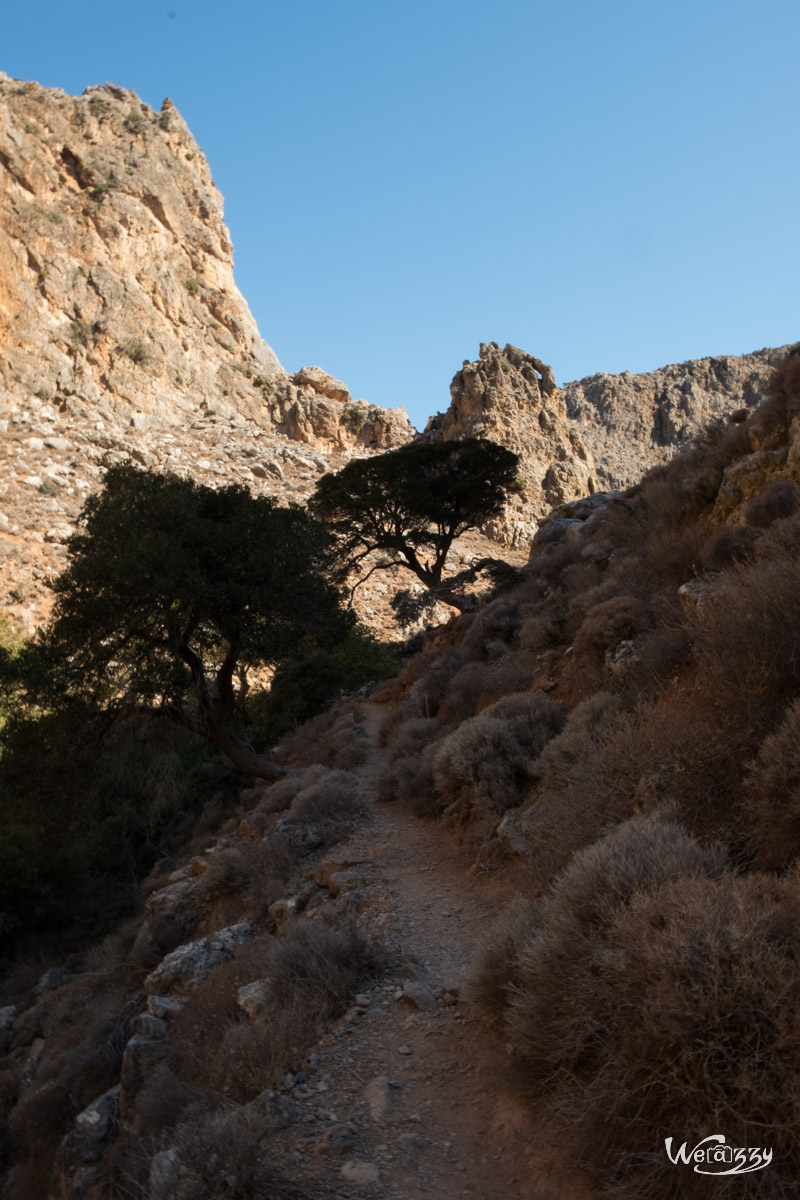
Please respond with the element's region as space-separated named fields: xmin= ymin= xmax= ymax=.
xmin=270 ymin=704 xmax=596 ymax=1200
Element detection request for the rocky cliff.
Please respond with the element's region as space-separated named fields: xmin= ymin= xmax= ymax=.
xmin=562 ymin=346 xmax=787 ymax=488
xmin=420 ymin=341 xmax=789 ymax=546
xmin=0 ymin=74 xmax=791 ymax=630
xmin=0 ymin=76 xmax=413 ymax=632
xmin=0 ymin=74 xmax=412 ymax=452
xmin=423 ymin=342 xmax=598 ymax=546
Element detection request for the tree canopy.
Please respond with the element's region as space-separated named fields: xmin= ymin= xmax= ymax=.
xmin=310 ymin=438 xmax=520 ymax=613
xmin=37 ymin=464 xmax=350 ymax=777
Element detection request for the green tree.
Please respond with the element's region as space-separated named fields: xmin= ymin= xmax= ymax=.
xmin=310 ymin=438 xmax=520 ymax=614
xmin=36 ymin=464 xmax=350 ymax=778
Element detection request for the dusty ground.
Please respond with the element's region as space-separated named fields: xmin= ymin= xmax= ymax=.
xmin=265 ymin=705 xmax=598 ymax=1200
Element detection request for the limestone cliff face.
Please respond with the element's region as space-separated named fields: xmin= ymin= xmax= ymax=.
xmin=423 ymin=342 xmax=598 ymax=546
xmin=562 ymin=347 xmax=787 ymax=488
xmin=0 ymin=75 xmax=413 ymax=633
xmin=0 ymin=74 xmax=411 ymax=452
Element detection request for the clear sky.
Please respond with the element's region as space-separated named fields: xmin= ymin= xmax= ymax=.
xmin=3 ymin=0 xmax=798 ymax=430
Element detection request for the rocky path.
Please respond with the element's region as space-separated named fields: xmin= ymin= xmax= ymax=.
xmin=268 ymin=705 xmax=596 ymax=1200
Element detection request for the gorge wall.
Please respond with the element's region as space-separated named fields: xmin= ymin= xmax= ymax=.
xmin=0 ymin=73 xmax=790 ymax=631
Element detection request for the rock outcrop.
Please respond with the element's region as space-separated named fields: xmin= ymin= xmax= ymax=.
xmin=423 ymin=342 xmax=598 ymax=546
xmin=562 ymin=346 xmax=787 ymax=488
xmin=0 ymin=74 xmax=411 ymax=452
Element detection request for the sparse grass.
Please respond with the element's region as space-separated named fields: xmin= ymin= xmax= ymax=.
xmin=118 ymin=337 xmax=150 ymax=365
xmin=124 ymin=108 xmax=147 ymax=135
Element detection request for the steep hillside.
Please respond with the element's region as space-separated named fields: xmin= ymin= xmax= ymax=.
xmin=3 ymin=349 xmax=799 ymax=1200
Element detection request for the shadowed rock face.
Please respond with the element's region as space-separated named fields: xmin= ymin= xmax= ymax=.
xmin=422 ymin=342 xmax=598 ymax=546
xmin=562 ymin=346 xmax=788 ymax=488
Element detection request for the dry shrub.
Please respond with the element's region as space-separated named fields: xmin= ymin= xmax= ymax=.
xmin=506 ymin=816 xmax=723 ymax=1083
xmin=256 ymin=764 xmax=328 ymax=814
xmin=573 ymin=595 xmax=648 ymax=662
xmin=199 ymin=834 xmax=290 ymax=904
xmin=699 ymin=522 xmax=758 ymax=571
xmin=545 ymin=871 xmax=800 ymax=1198
xmin=375 ymin=716 xmax=440 ymax=816
xmin=744 ymin=478 xmax=799 ymax=528
xmin=407 ymin=648 xmax=468 ymax=718
xmin=284 ymin=768 xmax=367 ymax=825
xmin=534 ymin=692 xmax=626 ymax=792
xmin=444 ymin=655 xmax=536 ymax=725
xmin=752 ymin=348 xmax=800 ymax=438
xmin=692 ymin=553 xmax=800 ymax=717
xmin=170 ymin=1104 xmax=278 ymax=1200
xmin=276 ymin=701 xmax=368 ymax=769
xmin=134 ymin=1063 xmax=205 ymax=1136
xmin=8 ymin=1080 xmax=72 ymax=1165
xmin=434 ymin=692 xmax=564 ymax=822
xmin=266 ymin=915 xmax=377 ymax=1010
xmin=468 ymin=896 xmax=540 ymax=1024
xmin=170 ymin=918 xmax=378 ymax=1102
xmin=461 ymin=597 xmax=522 ymax=657
xmin=742 ymin=699 xmax=800 ymax=870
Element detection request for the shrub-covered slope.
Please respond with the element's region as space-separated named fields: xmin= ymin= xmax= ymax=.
xmin=370 ymin=347 xmax=800 ymax=1197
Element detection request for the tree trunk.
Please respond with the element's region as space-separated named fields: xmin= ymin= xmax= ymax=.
xmin=435 ymin=589 xmax=478 ymax=612
xmin=206 ymin=721 xmax=287 ymax=780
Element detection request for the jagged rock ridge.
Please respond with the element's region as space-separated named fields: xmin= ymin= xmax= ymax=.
xmin=562 ymin=346 xmax=788 ymax=488
xmin=423 ymin=342 xmax=597 ymax=546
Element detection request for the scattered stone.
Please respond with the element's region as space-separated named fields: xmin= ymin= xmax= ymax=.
xmin=132 ymin=1013 xmax=168 ymax=1039
xmin=146 ymin=994 xmax=182 ymax=1019
xmin=398 ymin=1131 xmax=432 ymax=1151
xmin=402 ymin=980 xmax=437 ymax=1012
xmin=119 ymin=1037 xmax=166 ymax=1117
xmin=237 ymin=979 xmax=269 ymax=1019
xmin=340 ymin=1159 xmax=381 ymax=1187
xmin=252 ymin=1088 xmax=305 ymax=1131
xmin=398 ymin=1044 xmax=412 ymax=1056
xmin=34 ymin=967 xmax=74 ymax=995
xmin=496 ymin=811 xmax=533 ymax=858
xmin=364 ymin=1075 xmax=394 ymax=1121
xmin=314 ymin=1122 xmax=358 ymax=1155
xmin=143 ymin=922 xmax=252 ymax=993
xmin=44 ymin=525 xmax=73 ymax=543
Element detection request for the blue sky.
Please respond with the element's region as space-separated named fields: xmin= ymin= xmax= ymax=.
xmin=3 ymin=0 xmax=798 ymax=430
